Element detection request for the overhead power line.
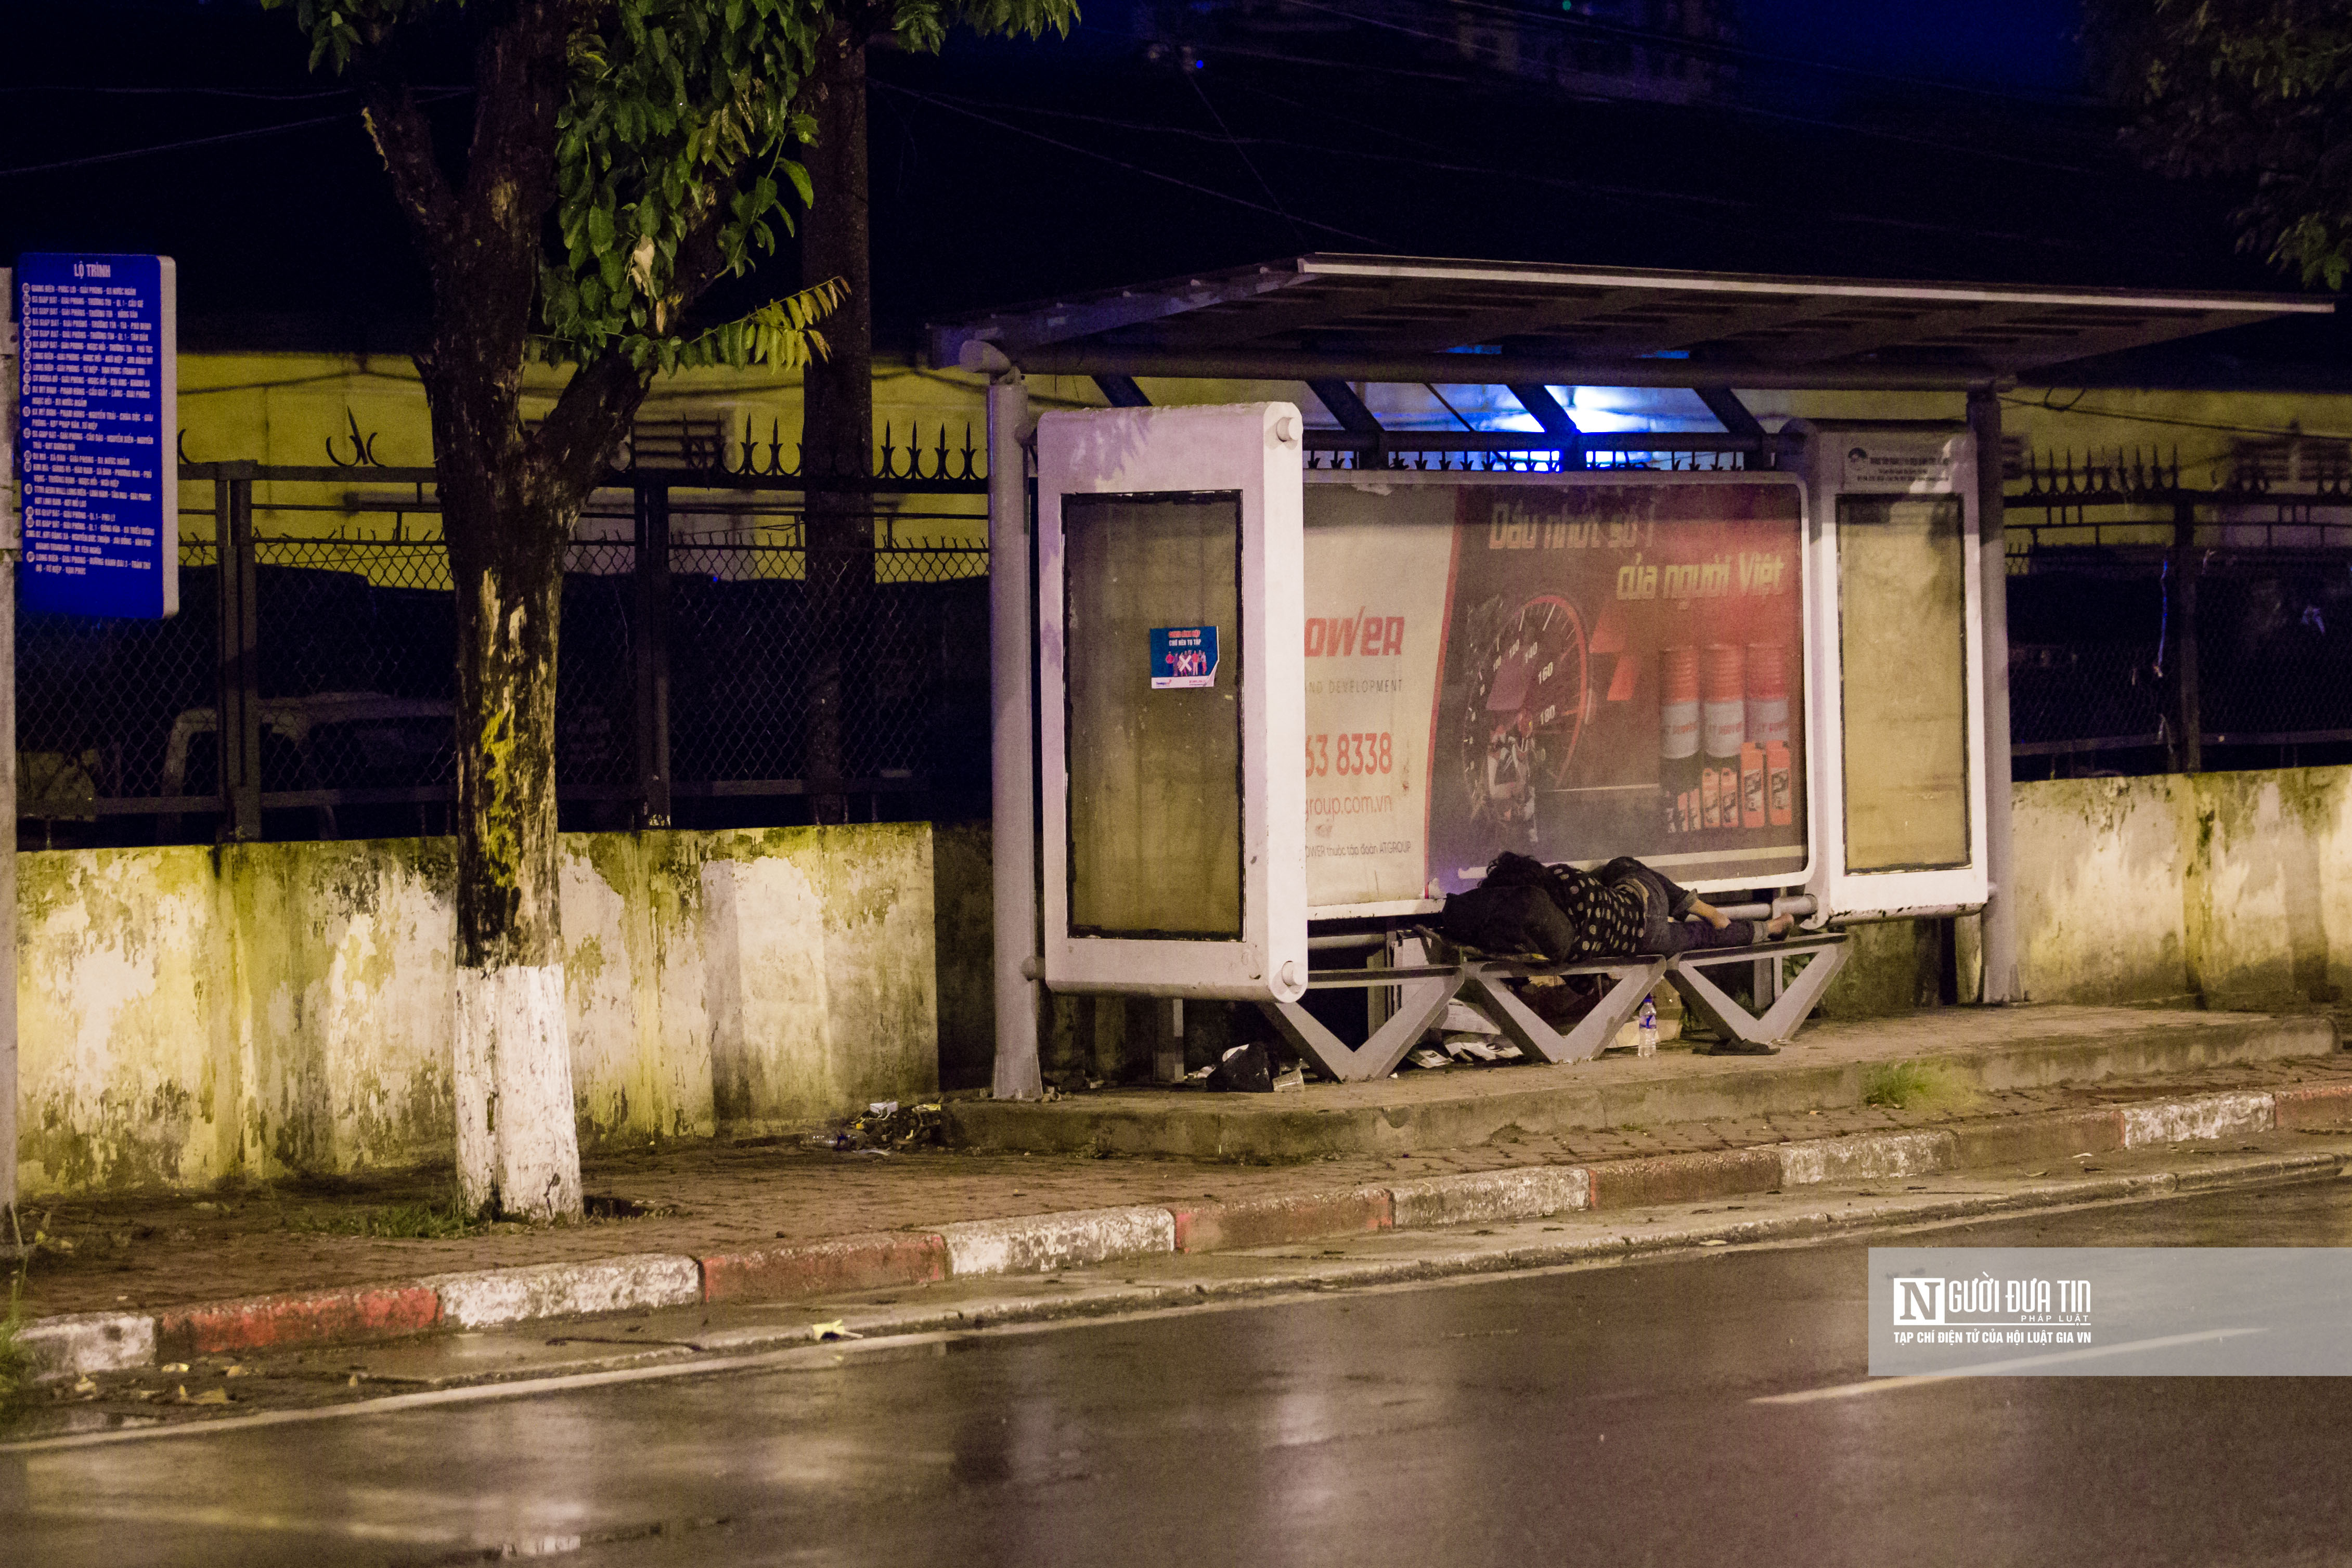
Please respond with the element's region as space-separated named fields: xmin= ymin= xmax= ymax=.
xmin=0 ymin=89 xmax=469 ymax=182
xmin=1188 ymin=70 xmax=1307 ymax=249
xmin=2008 ymin=393 xmax=2352 ymax=444
xmin=0 ymin=85 xmax=358 ymax=100
xmin=869 ymin=81 xmax=1387 ymax=244
xmin=882 ymin=83 xmax=2134 ymax=257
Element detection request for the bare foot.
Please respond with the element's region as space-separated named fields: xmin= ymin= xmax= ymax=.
xmin=1763 ymin=913 xmax=1795 ymax=939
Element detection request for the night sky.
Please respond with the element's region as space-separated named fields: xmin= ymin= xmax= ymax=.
xmin=1739 ymin=0 xmax=2083 ymax=94
xmin=0 ymin=0 xmax=2333 ymax=378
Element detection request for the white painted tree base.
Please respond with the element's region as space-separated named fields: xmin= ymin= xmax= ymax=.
xmin=455 ymin=963 xmax=582 ymax=1221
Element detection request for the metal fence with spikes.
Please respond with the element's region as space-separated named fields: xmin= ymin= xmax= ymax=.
xmin=687 ymin=417 xmax=987 ymax=488
xmin=17 ymin=447 xmax=989 ymax=847
xmin=482 ymin=416 xmax=989 ymax=490
xmin=2007 ymin=448 xmax=2352 ymax=777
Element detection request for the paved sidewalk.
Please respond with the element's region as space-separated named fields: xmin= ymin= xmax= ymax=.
xmin=10 ymin=1139 xmax=2347 ymax=1446
xmin=14 ymin=1031 xmax=2352 ymax=1321
xmin=952 ymin=1003 xmax=2337 ymax=1155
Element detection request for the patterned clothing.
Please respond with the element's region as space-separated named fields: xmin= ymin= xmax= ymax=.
xmin=1479 ymin=852 xmax=1760 ymax=959
xmin=1481 ymin=853 xmax=1646 ymax=961
xmin=1552 ymin=866 xmax=1647 ymax=960
xmin=1597 ymin=856 xmax=1764 ymax=955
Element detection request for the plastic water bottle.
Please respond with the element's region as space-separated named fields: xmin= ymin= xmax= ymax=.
xmin=1636 ymin=995 xmax=1659 ymax=1057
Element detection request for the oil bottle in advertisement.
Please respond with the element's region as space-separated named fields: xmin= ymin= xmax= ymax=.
xmin=1659 ymin=645 xmax=1701 ymax=833
xmin=1748 ymin=642 xmax=1796 ymax=829
xmin=1740 ymin=741 xmax=1766 ymax=828
xmin=1701 ymin=643 xmax=1746 ymax=831
xmin=1744 ymin=641 xmax=1790 ymax=745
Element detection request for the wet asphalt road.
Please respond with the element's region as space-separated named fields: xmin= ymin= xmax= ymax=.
xmin=9 ymin=1183 xmax=2352 ymax=1568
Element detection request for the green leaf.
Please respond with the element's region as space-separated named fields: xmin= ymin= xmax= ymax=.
xmin=267 ymin=0 xmax=957 ymax=385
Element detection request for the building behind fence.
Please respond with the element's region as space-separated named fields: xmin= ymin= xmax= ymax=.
xmin=21 ymin=433 xmax=2352 ymax=846
xmin=2008 ymin=446 xmax=2352 ymax=780
xmin=18 ymin=432 xmax=990 ymax=846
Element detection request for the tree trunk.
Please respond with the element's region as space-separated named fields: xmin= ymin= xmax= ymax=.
xmin=445 ymin=500 xmax=580 ymax=1221
xmin=348 ymin=4 xmax=679 ymax=1220
xmin=801 ymin=31 xmax=873 ymax=483
xmin=425 ymin=325 xmax=615 ymax=1221
xmin=800 ymin=30 xmax=874 ymax=822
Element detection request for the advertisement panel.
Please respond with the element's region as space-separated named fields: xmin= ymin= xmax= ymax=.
xmin=1302 ymin=472 xmax=1808 ymax=915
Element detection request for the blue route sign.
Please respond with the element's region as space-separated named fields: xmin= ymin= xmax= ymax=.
xmin=16 ymin=253 xmax=178 ymax=618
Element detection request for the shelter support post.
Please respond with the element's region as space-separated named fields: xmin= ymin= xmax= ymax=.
xmin=1153 ymin=999 xmax=1184 ymax=1084
xmin=1308 ymin=381 xmax=1373 ymax=465
xmin=1968 ymin=388 xmax=2018 ymax=1003
xmin=1306 ymin=379 xmax=1384 ymax=443
xmin=989 ymin=370 xmax=1044 ymax=1100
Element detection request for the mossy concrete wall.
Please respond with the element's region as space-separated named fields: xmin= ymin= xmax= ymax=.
xmin=2010 ymin=773 xmax=2200 ymax=1006
xmin=2173 ymin=768 xmax=2352 ymax=1010
xmin=20 ymin=769 xmax=2349 ymax=1192
xmin=16 ymin=823 xmax=944 ymax=1198
xmin=1820 ymin=766 xmax=2352 ymax=1020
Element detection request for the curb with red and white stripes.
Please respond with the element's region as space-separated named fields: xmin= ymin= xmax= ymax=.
xmin=20 ymin=1083 xmax=2352 ymax=1385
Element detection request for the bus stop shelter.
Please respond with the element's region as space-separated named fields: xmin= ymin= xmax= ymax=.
xmin=929 ymin=254 xmax=2330 ymax=1098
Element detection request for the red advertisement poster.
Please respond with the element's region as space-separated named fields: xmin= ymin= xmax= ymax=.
xmin=1303 ymin=474 xmax=1808 ymax=912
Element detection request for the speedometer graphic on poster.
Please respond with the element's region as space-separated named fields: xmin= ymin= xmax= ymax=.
xmin=1457 ymin=594 xmax=1589 ymax=842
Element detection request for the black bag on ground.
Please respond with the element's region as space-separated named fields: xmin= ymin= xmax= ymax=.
xmin=1205 ymin=1042 xmax=1274 ymax=1094
xmin=1521 ymin=973 xmax=1602 ymax=1028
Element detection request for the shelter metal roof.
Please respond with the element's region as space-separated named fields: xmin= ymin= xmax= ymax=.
xmin=930 ymin=254 xmax=2335 ymax=391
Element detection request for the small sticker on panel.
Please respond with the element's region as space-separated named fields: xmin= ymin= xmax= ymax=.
xmin=1150 ymin=625 xmax=1219 ymax=689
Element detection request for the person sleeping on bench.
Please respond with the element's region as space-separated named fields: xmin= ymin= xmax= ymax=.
xmin=1597 ymin=856 xmax=1796 ymax=956
xmin=1442 ymin=850 xmax=1794 ymax=964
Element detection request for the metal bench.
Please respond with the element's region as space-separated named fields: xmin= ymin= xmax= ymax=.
xmin=1259 ymin=930 xmax=1850 ymax=1084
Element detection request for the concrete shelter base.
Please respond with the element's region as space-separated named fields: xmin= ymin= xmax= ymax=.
xmin=945 ymin=1004 xmax=2340 ymax=1160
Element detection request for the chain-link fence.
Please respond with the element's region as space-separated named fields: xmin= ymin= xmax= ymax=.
xmin=2195 ymin=564 xmax=2352 ymax=745
xmin=664 ymin=530 xmax=990 ymax=798
xmin=18 ymin=462 xmax=989 ymax=845
xmin=2006 ymin=557 xmax=2173 ymax=761
xmin=2007 ymin=455 xmax=2352 ymax=777
xmin=18 ymin=534 xmax=219 ymax=817
xmin=47 ymin=446 xmax=2352 ymax=843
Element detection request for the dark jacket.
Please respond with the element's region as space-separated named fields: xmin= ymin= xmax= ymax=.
xmin=1439 ymin=852 xmax=1639 ymax=962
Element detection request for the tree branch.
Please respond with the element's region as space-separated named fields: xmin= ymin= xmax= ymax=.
xmin=457 ymin=0 xmax=576 ymax=253
xmin=529 ymin=348 xmax=651 ymax=520
xmin=355 ymin=82 xmax=459 ymax=253
xmin=669 ymin=173 xmax=750 ymax=316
